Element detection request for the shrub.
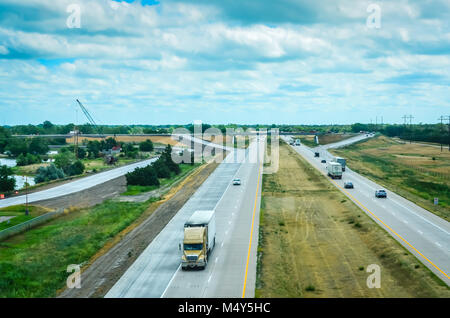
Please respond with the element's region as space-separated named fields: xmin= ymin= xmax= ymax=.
xmin=0 ymin=165 xmax=16 ymax=192
xmin=34 ymin=164 xmax=65 ymax=183
xmin=161 ymin=145 xmax=181 ymax=174
xmin=66 ymin=160 xmax=85 ymax=176
xmin=305 ymin=285 xmax=315 ymax=292
xmin=126 ymin=165 xmax=159 ymax=186
xmin=16 ymin=153 xmax=41 ymax=166
xmin=139 ymin=139 xmax=154 ymax=152
xmin=153 ymin=159 xmax=171 ymax=179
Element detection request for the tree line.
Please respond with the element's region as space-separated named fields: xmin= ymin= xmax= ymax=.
xmin=126 ymin=144 xmax=182 ymax=187
xmin=351 ymin=123 xmax=448 ymax=145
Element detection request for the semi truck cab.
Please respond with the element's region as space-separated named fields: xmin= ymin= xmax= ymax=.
xmin=182 ymin=227 xmax=208 ymax=269
xmin=182 ymin=210 xmax=216 ymax=270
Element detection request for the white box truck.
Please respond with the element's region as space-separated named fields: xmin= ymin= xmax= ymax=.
xmin=327 ymin=162 xmax=343 ymax=179
xmin=295 ymin=139 xmax=301 ymax=146
xmin=182 ymin=210 xmax=216 ymax=270
xmin=333 ymin=157 xmax=346 ymax=171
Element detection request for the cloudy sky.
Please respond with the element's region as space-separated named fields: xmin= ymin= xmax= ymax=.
xmin=0 ymin=0 xmax=449 ymax=125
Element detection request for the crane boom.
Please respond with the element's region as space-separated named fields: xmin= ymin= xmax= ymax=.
xmin=76 ymin=99 xmax=104 ymax=138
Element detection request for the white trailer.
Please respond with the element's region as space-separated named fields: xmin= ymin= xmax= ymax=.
xmin=327 ymin=162 xmax=342 ymax=179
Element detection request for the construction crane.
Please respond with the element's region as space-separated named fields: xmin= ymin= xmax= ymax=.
xmin=75 ymin=99 xmax=117 ymax=164
xmin=76 ymin=99 xmax=104 ymax=139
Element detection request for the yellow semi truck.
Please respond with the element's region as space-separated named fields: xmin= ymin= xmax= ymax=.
xmin=181 ymin=210 xmax=216 ymax=270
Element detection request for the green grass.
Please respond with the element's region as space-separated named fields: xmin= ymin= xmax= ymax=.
xmin=122 ymin=163 xmax=200 ymax=196
xmin=298 ymin=138 xmax=316 ymax=147
xmin=0 ymin=205 xmax=50 ymax=231
xmin=0 ymin=199 xmax=158 ymax=297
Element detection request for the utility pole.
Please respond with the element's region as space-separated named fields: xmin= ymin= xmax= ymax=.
xmin=407 ymin=115 xmax=414 ymax=144
xmin=438 ymin=116 xmax=445 ymax=152
xmin=25 ymin=175 xmax=29 ymax=216
xmin=446 ymin=115 xmax=450 ymax=151
xmin=402 ymin=115 xmax=408 ymax=142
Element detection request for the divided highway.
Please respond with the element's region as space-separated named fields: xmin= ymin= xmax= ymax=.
xmin=285 ymin=135 xmax=450 ymax=286
xmin=106 ymin=137 xmax=264 ymax=298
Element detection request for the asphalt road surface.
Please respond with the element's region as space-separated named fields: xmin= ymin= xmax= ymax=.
xmin=285 ymin=135 xmax=450 ymax=286
xmin=106 ymin=137 xmax=264 ymax=298
xmin=0 ymin=158 xmax=158 ymax=209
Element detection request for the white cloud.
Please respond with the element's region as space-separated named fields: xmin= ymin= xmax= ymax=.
xmin=0 ymin=0 xmax=449 ymax=125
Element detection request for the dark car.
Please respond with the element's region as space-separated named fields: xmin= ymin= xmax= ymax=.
xmin=314 ymin=152 xmax=320 ymax=157
xmin=375 ymin=190 xmax=387 ymax=198
xmin=344 ymin=182 xmax=354 ymax=189
xmin=321 ymin=159 xmax=326 ymax=163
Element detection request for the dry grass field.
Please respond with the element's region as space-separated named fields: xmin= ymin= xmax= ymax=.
xmin=331 ymin=136 xmax=450 ymax=221
xmin=256 ymin=143 xmax=449 ymax=298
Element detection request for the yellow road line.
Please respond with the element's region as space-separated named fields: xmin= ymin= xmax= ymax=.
xmin=330 ymin=178 xmax=450 ymax=281
xmin=242 ymin=162 xmax=262 ymax=298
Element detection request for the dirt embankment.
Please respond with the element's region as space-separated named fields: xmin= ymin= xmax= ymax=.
xmin=34 ymin=176 xmax=127 ymax=210
xmin=58 ymin=161 xmax=219 ymax=298
xmin=257 ymin=143 xmax=450 ymax=298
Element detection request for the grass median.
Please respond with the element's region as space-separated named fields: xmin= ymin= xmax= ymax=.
xmin=255 ymin=142 xmax=449 ymax=298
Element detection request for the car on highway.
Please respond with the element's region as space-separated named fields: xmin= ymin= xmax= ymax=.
xmin=232 ymin=178 xmax=241 ymax=185
xmin=375 ymin=189 xmax=387 ymax=198
xmin=344 ymin=181 xmax=354 ymax=189
xmin=321 ymin=159 xmax=326 ymax=163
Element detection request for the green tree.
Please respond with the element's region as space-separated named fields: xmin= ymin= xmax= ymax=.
xmin=126 ymin=165 xmax=159 ymax=186
xmin=161 ymin=145 xmax=180 ymax=174
xmin=153 ymin=159 xmax=171 ymax=178
xmin=67 ymin=160 xmax=85 ymax=176
xmin=139 ymin=139 xmax=154 ymax=152
xmin=29 ymin=137 xmax=49 ymax=155
xmin=0 ymin=126 xmax=11 ymax=153
xmin=16 ymin=153 xmax=41 ymax=166
xmin=77 ymin=147 xmax=87 ymax=159
xmin=5 ymin=138 xmax=28 ymax=157
xmin=42 ymin=121 xmax=54 ymax=130
xmin=87 ymin=140 xmax=101 ymax=158
xmin=54 ymin=151 xmax=76 ymax=173
xmin=0 ymin=165 xmax=16 ymax=193
xmin=123 ymin=143 xmax=138 ymax=158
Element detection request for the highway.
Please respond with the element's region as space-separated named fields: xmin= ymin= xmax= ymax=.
xmin=285 ymin=135 xmax=450 ymax=286
xmin=0 ymin=158 xmax=159 ymax=208
xmin=106 ymin=137 xmax=264 ymax=298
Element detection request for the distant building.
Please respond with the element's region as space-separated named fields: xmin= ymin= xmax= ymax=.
xmin=102 ymin=146 xmax=122 ymax=155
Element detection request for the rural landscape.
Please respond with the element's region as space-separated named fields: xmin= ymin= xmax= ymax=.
xmin=0 ymin=0 xmax=449 ymax=314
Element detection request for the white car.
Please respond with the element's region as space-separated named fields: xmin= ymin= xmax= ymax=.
xmin=232 ymin=178 xmax=241 ymax=185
